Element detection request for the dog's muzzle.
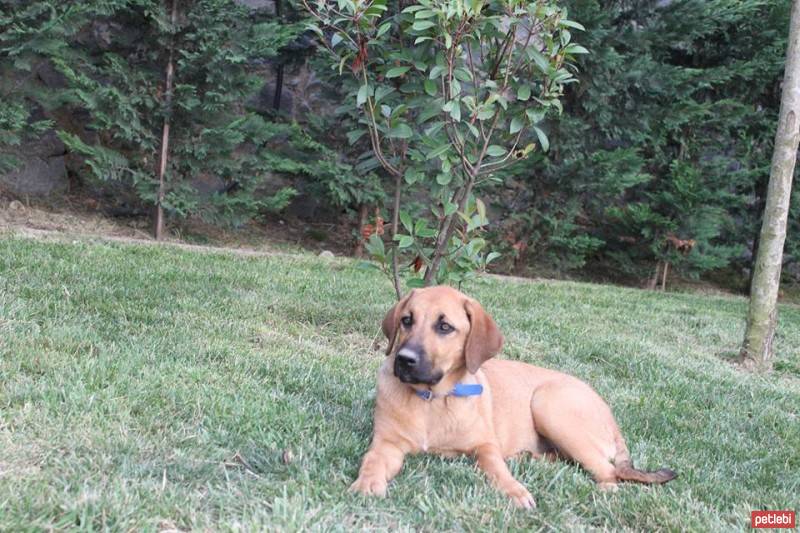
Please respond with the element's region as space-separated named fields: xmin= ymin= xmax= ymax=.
xmin=393 ymin=344 xmax=442 ymax=385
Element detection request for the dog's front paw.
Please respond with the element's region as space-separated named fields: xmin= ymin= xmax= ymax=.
xmin=508 ymin=483 xmax=536 ymax=509
xmin=349 ymin=476 xmax=388 ymax=497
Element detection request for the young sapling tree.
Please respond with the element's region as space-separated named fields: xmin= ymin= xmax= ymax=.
xmin=304 ymin=0 xmax=587 ymax=297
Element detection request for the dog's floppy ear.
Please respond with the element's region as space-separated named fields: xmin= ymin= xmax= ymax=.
xmin=382 ymin=290 xmax=415 ymax=355
xmin=464 ymin=297 xmax=503 ymax=373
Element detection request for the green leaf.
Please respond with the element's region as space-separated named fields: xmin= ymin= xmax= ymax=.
xmin=377 ymin=22 xmax=392 ymax=37
xmin=364 ymin=4 xmax=387 ymax=17
xmin=476 ymin=106 xmax=495 ymax=120
xmin=520 ymin=143 xmax=536 ymax=157
xmin=414 ymin=9 xmax=437 ymax=18
xmin=510 ymin=117 xmax=524 ymax=134
xmin=397 ymin=235 xmax=414 ymax=248
xmin=305 ymin=23 xmax=324 ymax=37
xmin=529 ymin=49 xmax=550 ymax=73
xmin=346 ymin=129 xmax=366 ymax=145
xmin=437 ymin=173 xmax=452 ymax=185
xmin=466 ymin=237 xmax=486 ymax=251
xmin=534 ymin=126 xmax=549 ymax=152
xmin=418 ymin=103 xmax=442 ymax=123
xmin=517 ymin=85 xmax=531 ymax=101
xmin=389 ymin=124 xmax=413 ymax=139
xmin=386 ymin=66 xmax=411 ymax=78
xmin=392 ymin=104 xmax=408 ymax=118
xmin=564 ymin=44 xmax=590 ymax=55
xmin=357 ymin=84 xmax=369 ymax=107
xmin=469 ymin=0 xmax=484 ymax=13
xmin=424 ymin=121 xmax=445 ymax=136
xmin=412 ymin=20 xmax=436 ymax=31
xmin=374 ymin=86 xmax=395 ymax=103
xmin=449 ymin=100 xmax=461 ymax=122
xmin=331 ymin=33 xmax=343 ymax=48
xmin=404 ymin=168 xmax=422 ymax=184
xmin=416 ymin=217 xmax=436 ymax=238
xmin=406 ymin=277 xmax=426 ymax=288
xmin=486 ymin=145 xmax=507 ymax=157
xmin=476 ymin=197 xmax=486 ymax=222
xmin=443 ymin=201 xmax=457 ymax=216
xmin=427 ymin=143 xmax=450 ymax=160
xmin=357 ymin=260 xmax=381 ymax=271
xmin=526 ymin=108 xmax=545 ymax=124
xmin=365 ymin=233 xmax=385 ymax=258
xmin=560 ymin=19 xmax=586 ymax=31
xmin=400 ymin=211 xmax=413 ymax=233
xmin=429 ymin=65 xmax=445 ymax=79
xmin=467 ymin=215 xmax=486 ymax=232
xmin=424 ymin=79 xmax=437 ymax=96
xmin=454 ymin=68 xmax=473 ymax=82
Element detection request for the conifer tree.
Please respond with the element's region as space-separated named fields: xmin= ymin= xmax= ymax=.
xmin=0 ymin=0 xmax=323 ymax=231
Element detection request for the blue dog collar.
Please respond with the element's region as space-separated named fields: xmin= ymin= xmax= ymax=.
xmin=415 ymin=383 xmax=483 ymax=401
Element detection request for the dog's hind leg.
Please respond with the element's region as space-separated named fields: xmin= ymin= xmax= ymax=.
xmin=530 ymin=380 xmax=624 ymax=487
xmin=530 ymin=380 xmax=677 ymax=487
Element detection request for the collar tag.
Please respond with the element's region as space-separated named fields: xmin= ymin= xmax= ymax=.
xmin=416 ymin=389 xmax=434 ymax=401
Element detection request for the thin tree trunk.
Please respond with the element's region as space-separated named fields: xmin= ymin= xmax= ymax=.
xmin=154 ymin=0 xmax=178 ymax=240
xmin=747 ymin=174 xmax=769 ymax=293
xmin=273 ymin=65 xmax=284 ymax=111
xmin=354 ymin=204 xmax=368 ymax=257
xmin=273 ymin=0 xmax=284 ymax=111
xmin=740 ymin=0 xmax=800 ymax=370
xmin=390 ymin=175 xmax=402 ymax=300
xmin=423 ymin=175 xmax=474 ymax=286
xmin=647 ymin=261 xmax=660 ymax=290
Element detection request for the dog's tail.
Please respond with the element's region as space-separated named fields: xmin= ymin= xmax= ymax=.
xmin=613 ymin=437 xmax=677 ymax=484
xmin=615 ymin=460 xmax=677 ymax=484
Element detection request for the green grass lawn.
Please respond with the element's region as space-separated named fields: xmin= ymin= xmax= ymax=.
xmin=1 ymin=235 xmax=799 ymax=531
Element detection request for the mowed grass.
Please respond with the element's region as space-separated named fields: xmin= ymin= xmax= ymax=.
xmin=1 ymin=235 xmax=799 ymax=532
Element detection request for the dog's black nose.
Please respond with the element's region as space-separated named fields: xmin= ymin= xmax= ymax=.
xmin=396 ymin=347 xmax=419 ymax=367
xmin=394 ymin=343 xmax=442 ymax=384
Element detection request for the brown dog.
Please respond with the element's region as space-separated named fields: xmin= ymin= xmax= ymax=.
xmin=351 ymin=286 xmax=676 ymax=508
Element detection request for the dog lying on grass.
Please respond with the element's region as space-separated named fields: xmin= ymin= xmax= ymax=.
xmin=351 ymin=286 xmax=676 ymax=508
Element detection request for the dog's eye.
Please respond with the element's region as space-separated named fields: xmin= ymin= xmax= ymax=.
xmin=401 ymin=315 xmax=413 ymax=327
xmin=437 ymin=321 xmax=454 ymax=334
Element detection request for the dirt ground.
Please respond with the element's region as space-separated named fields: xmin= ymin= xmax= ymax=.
xmin=0 ymin=190 xmax=357 ymax=258
xmin=2 ymin=190 xmax=797 ymax=305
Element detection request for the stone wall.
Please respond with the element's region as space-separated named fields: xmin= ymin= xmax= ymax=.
xmin=0 ymin=130 xmax=68 ymax=197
